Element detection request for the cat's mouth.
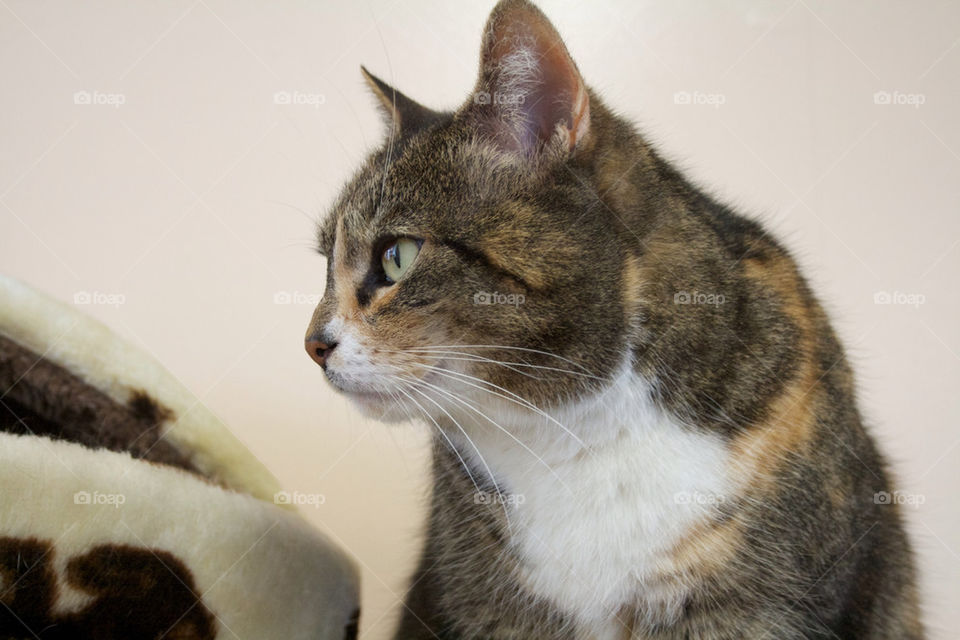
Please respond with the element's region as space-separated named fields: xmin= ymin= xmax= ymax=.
xmin=329 ymin=361 xmax=449 ymax=423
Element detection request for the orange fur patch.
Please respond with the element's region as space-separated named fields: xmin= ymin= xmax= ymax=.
xmin=730 ymin=254 xmax=818 ymax=491
xmin=332 ymin=216 xmax=367 ymax=326
xmin=667 ymin=512 xmax=746 ymax=582
xmin=667 ymin=253 xmax=819 ymax=578
xmin=621 ymin=254 xmax=643 ymax=312
xmin=478 ymin=210 xmax=578 ymax=290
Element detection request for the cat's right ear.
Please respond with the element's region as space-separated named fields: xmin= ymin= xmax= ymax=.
xmin=465 ymin=0 xmax=591 ymax=160
xmin=361 ymin=66 xmax=441 ymax=137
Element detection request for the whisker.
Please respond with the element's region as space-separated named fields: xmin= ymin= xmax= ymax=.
xmin=406 ymin=377 xmax=574 ymax=495
xmin=402 ymin=382 xmax=515 ymax=534
xmin=384 ymin=349 xmax=546 ymax=381
xmin=394 ymin=383 xmax=483 ymax=496
xmin=409 ymin=343 xmax=595 ymax=374
xmin=413 ymin=363 xmax=587 ymax=449
xmin=387 ymin=349 xmax=601 ymax=381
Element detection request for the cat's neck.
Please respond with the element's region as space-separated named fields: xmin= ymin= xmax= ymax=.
xmin=439 ymin=358 xmax=736 ymax=628
xmin=445 ymin=356 xmax=657 ymax=469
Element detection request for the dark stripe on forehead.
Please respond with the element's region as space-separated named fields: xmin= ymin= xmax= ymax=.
xmin=444 ymin=238 xmax=532 ymax=290
xmin=364 ymin=143 xmax=399 ymax=222
xmin=336 ymin=210 xmax=375 ymax=266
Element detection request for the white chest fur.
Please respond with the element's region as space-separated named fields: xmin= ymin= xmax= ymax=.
xmin=447 ymin=366 xmax=734 ymax=632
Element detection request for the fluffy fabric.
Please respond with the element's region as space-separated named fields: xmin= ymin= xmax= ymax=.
xmin=0 ymin=275 xmax=279 ymax=501
xmin=0 ymin=275 xmax=360 ymax=640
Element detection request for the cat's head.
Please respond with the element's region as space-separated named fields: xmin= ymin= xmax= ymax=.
xmin=306 ymin=0 xmax=642 ymax=422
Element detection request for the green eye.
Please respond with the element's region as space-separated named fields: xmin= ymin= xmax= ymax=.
xmin=381 ymin=238 xmax=421 ymax=283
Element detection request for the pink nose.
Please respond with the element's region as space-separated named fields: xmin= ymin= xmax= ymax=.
xmin=305 ymin=338 xmax=336 ymax=368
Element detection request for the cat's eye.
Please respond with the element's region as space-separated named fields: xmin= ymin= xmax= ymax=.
xmin=381 ymin=238 xmax=421 ymax=283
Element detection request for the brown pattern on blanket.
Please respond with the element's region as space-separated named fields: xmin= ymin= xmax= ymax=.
xmin=0 ymin=334 xmax=200 ymax=474
xmin=0 ymin=537 xmax=216 ymax=639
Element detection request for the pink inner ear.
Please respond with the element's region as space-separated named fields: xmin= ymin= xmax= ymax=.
xmin=479 ymin=0 xmax=590 ymax=156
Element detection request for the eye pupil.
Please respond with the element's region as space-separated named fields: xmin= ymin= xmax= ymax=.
xmin=380 ymin=238 xmax=421 ymax=284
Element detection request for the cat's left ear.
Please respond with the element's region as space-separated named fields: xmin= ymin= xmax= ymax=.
xmin=466 ymin=0 xmax=590 ymax=159
xmin=361 ymin=66 xmax=441 ymax=136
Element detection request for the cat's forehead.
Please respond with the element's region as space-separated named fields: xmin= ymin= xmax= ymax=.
xmin=322 ymin=124 xmax=522 ymax=252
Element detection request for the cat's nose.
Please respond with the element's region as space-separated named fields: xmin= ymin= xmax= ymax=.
xmin=305 ymin=338 xmax=337 ymax=369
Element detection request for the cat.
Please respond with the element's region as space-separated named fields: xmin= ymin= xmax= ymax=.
xmin=304 ymin=1 xmax=924 ymax=638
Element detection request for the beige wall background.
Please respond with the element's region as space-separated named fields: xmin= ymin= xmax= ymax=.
xmin=1 ymin=1 xmax=957 ymax=637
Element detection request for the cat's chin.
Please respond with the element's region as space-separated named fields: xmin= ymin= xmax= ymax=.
xmin=345 ymin=390 xmax=411 ymax=424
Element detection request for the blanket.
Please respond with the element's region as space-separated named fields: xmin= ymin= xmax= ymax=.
xmin=0 ymin=275 xmax=359 ymax=639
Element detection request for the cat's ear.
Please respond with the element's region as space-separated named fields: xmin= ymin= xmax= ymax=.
xmin=361 ymin=66 xmax=441 ymax=136
xmin=467 ymin=0 xmax=590 ymax=159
